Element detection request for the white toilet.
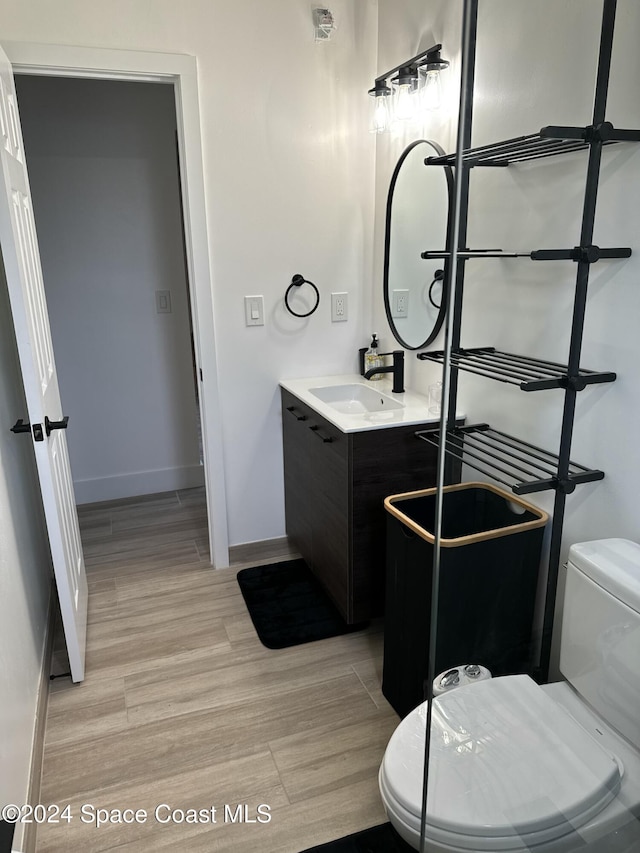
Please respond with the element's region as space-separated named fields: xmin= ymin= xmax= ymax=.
xmin=379 ymin=539 xmax=640 ymax=851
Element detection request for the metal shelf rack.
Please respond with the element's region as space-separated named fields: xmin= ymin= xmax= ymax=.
xmin=417 ymin=347 xmax=616 ymax=392
xmin=420 ymin=246 xmax=631 ymax=261
xmin=420 ymin=0 xmax=639 ymax=683
xmin=423 ymin=124 xmax=639 ymax=168
xmin=415 ymin=425 xmax=603 ymax=496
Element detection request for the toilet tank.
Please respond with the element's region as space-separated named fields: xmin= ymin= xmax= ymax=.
xmin=559 ymin=539 xmax=640 ymax=748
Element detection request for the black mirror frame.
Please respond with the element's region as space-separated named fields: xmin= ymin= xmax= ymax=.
xmin=383 ymin=139 xmax=454 ymax=351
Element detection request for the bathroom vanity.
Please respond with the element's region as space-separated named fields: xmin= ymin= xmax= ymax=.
xmin=280 ymin=375 xmax=453 ymax=623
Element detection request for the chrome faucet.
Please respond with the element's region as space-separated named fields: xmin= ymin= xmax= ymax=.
xmin=363 ymin=350 xmax=405 ymax=393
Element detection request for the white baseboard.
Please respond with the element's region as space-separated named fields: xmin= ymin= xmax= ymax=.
xmin=74 ymin=464 xmax=205 ymax=505
xmin=14 ymin=582 xmax=56 ymax=853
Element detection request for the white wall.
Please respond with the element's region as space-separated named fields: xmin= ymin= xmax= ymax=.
xmin=375 ymin=0 xmax=640 ymax=674
xmin=0 ymin=258 xmax=52 ymax=851
xmin=15 ymin=75 xmax=203 ymax=504
xmin=0 ymin=0 xmax=378 ymax=545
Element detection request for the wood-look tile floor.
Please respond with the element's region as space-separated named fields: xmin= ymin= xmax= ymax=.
xmin=37 ymin=488 xmax=399 ymax=852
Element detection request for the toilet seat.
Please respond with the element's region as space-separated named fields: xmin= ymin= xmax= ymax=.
xmin=380 ymin=675 xmax=622 ymax=850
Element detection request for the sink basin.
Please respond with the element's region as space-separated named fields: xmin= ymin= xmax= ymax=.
xmin=309 ymin=384 xmax=404 ymax=414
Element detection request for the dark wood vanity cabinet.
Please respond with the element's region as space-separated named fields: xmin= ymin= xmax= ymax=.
xmin=281 ymin=388 xmax=439 ymax=623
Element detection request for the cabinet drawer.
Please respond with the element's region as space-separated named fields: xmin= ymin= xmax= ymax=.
xmin=281 ymin=389 xmax=349 ymax=617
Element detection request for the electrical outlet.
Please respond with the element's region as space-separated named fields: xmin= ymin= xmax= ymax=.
xmin=392 ymin=289 xmax=409 ymax=318
xmin=331 ymin=292 xmax=348 ymax=322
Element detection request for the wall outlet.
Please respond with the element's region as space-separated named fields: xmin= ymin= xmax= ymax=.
xmin=392 ymin=289 xmax=409 ymax=318
xmin=331 ymin=292 xmax=348 ymax=322
xmin=244 ymin=295 xmax=264 ymax=326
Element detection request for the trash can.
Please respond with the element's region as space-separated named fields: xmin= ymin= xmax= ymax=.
xmin=382 ymin=481 xmax=549 ymax=718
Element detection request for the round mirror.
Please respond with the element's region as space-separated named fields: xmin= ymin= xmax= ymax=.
xmin=384 ymin=139 xmax=452 ymax=350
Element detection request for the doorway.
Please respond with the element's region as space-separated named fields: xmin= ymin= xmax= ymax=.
xmin=15 ymin=74 xmax=203 ymax=509
xmin=15 ymin=74 xmax=202 ymax=508
xmin=4 ymin=42 xmax=229 ymax=570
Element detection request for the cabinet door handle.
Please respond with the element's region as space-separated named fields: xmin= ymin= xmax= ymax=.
xmin=309 ymin=425 xmax=333 ymax=443
xmin=286 ymin=405 xmax=307 ymax=421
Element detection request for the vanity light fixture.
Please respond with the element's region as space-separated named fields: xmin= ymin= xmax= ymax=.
xmin=368 ymin=44 xmax=449 ymax=133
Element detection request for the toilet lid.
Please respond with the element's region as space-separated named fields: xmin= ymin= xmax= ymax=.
xmin=381 ymin=675 xmax=621 ymax=847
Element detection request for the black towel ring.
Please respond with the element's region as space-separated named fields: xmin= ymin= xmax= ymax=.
xmin=285 ymin=274 xmax=320 ymax=318
xmin=428 ymin=268 xmax=445 ymax=310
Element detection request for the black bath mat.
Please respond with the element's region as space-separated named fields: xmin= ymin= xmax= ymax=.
xmin=298 ymin=822 xmax=414 ymax=852
xmin=0 ymin=819 xmax=14 ymax=853
xmin=237 ymin=559 xmax=368 ymax=649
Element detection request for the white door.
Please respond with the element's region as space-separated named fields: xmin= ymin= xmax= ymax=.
xmin=0 ymin=46 xmax=87 ymax=682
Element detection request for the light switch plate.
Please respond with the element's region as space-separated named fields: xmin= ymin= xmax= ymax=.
xmin=244 ymin=295 xmax=264 ymax=326
xmin=156 ymin=290 xmax=172 ymax=314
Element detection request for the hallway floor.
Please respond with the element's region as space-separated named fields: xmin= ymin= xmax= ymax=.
xmin=37 ymin=488 xmax=397 ymax=852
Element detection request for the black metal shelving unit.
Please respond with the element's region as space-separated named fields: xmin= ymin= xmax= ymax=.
xmin=418 ymin=0 xmax=640 ymax=683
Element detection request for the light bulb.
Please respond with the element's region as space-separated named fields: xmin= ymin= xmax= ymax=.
xmin=391 ymin=67 xmax=419 ymax=122
xmin=370 ymin=95 xmax=390 ymax=133
xmin=421 ymin=68 xmax=442 ymax=111
xmin=393 ymin=82 xmax=416 ymax=121
xmin=368 ymin=82 xmax=392 ymax=134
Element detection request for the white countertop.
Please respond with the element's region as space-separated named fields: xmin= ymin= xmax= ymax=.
xmin=279 ymin=373 xmax=444 ymax=433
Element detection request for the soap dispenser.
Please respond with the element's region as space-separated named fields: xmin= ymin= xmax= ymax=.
xmin=364 ymin=334 xmax=383 ymax=380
